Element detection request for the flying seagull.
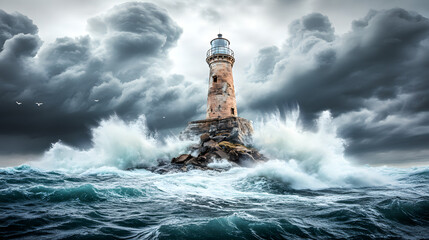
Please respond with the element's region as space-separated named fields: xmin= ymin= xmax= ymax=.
xmin=162 ymin=116 xmax=166 ymax=119
xmin=94 ymin=99 xmax=99 ymax=102
xmin=35 ymin=102 xmax=43 ymax=106
xmin=16 ymin=101 xmax=22 ymax=105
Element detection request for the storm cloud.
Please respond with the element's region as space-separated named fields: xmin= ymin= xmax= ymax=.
xmin=242 ymin=8 xmax=429 ymax=164
xmin=0 ymin=2 xmax=204 ymax=155
xmin=1 ymin=1 xmax=429 ymax=166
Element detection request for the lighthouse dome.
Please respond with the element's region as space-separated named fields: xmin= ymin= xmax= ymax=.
xmin=210 ymin=34 xmax=231 ymax=55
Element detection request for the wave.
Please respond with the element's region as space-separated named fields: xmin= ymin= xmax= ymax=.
xmin=0 ymin=183 xmax=150 ymax=203
xmin=0 ymin=108 xmax=427 ymax=240
xmin=33 ymin=115 xmax=195 ymax=171
xmin=22 ymin=108 xmax=394 ymax=190
xmin=376 ymin=197 xmax=429 ymax=225
xmin=156 ymin=212 xmax=302 ymax=240
xmin=249 ymin=109 xmax=390 ymax=189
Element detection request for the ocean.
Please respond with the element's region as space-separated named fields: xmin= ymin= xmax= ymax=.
xmin=1 ymin=111 xmax=428 ymax=239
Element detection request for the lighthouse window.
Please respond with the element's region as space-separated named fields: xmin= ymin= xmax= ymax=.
xmin=231 ymin=108 xmax=235 ymax=115
xmin=213 ymin=76 xmax=217 ymax=83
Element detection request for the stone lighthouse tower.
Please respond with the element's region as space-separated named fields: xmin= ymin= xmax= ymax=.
xmin=206 ymin=34 xmax=237 ymax=119
xmin=174 ymin=33 xmax=266 ymax=171
xmin=180 ymin=33 xmax=254 ymax=145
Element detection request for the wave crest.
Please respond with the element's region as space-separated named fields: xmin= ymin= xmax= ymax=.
xmin=34 ymin=115 xmax=195 ymax=171
xmin=250 ymin=109 xmax=390 ymax=189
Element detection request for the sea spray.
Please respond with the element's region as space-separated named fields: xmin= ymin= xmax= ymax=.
xmin=207 ymin=159 xmax=233 ymax=169
xmin=33 ymin=109 xmax=390 ymax=189
xmin=0 ymin=112 xmax=423 ymax=240
xmin=251 ymin=109 xmax=390 ymax=189
xmin=34 ymin=115 xmax=196 ymax=171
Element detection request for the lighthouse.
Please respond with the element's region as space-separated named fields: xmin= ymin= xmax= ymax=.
xmin=206 ymin=34 xmax=238 ymax=119
xmin=175 ymin=33 xmax=266 ymax=170
xmin=180 ymin=33 xmax=253 ymax=145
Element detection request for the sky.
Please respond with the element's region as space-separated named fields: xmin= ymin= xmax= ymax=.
xmin=0 ymin=0 xmax=429 ymax=167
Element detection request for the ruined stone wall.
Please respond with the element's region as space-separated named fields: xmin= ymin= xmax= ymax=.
xmin=206 ymin=58 xmax=238 ymax=119
xmin=180 ymin=117 xmax=253 ymax=145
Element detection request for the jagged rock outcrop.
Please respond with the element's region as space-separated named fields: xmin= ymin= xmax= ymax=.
xmin=135 ymin=117 xmax=266 ymax=173
xmin=167 ymin=117 xmax=267 ymax=172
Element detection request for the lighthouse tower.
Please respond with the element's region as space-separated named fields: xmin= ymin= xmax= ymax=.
xmin=180 ymin=33 xmax=253 ymax=144
xmin=206 ymin=34 xmax=237 ymax=119
xmin=173 ymin=35 xmax=265 ymax=169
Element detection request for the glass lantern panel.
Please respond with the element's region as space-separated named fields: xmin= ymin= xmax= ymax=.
xmin=211 ymin=39 xmax=229 ymax=54
xmin=211 ymin=39 xmax=228 ymax=48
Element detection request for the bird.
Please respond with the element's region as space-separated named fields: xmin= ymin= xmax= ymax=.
xmin=162 ymin=116 xmax=166 ymax=119
xmin=35 ymin=102 xmax=43 ymax=106
xmin=94 ymin=99 xmax=99 ymax=102
xmin=16 ymin=101 xmax=22 ymax=105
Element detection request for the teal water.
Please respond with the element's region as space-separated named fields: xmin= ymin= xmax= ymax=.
xmin=2 ymin=112 xmax=428 ymax=239
xmin=1 ymin=165 xmax=428 ymax=239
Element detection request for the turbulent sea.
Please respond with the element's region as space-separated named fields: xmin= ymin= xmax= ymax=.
xmin=1 ymin=111 xmax=429 ymax=239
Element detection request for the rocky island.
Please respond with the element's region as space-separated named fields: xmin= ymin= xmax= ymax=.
xmin=168 ymin=116 xmax=266 ymax=172
xmin=150 ymin=34 xmax=266 ymax=173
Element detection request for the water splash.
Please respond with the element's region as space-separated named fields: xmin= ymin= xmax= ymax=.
xmin=32 ymin=109 xmax=390 ymax=189
xmin=207 ymin=159 xmax=233 ymax=169
xmin=34 ymin=115 xmax=195 ymax=172
xmin=2 ymin=111 xmax=425 ymax=240
xmin=250 ymin=109 xmax=390 ymax=189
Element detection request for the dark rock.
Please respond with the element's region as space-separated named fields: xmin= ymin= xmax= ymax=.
xmin=225 ymin=127 xmax=240 ymax=143
xmin=211 ymin=136 xmax=224 ymax=142
xmin=239 ymin=152 xmax=255 ymax=162
xmin=214 ymin=150 xmax=229 ymax=160
xmin=228 ymin=150 xmax=240 ymax=162
xmin=200 ymin=133 xmax=210 ymax=142
xmin=251 ymin=151 xmax=268 ymax=161
xmin=203 ymin=140 xmax=219 ymax=150
xmin=196 ymin=155 xmax=207 ymax=163
xmin=218 ymin=141 xmax=239 ymax=152
xmin=172 ymin=154 xmax=192 ymax=164
xmin=186 ymin=157 xmax=204 ymax=166
xmin=166 ymin=116 xmax=266 ymax=172
xmin=204 ymin=152 xmax=217 ymax=161
xmin=200 ymin=146 xmax=209 ymax=154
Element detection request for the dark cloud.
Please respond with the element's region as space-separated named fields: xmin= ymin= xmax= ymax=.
xmin=1 ymin=2 xmax=429 ymax=165
xmin=0 ymin=9 xmax=38 ymax=48
xmin=246 ymin=46 xmax=280 ymax=82
xmin=0 ymin=2 xmax=204 ymax=155
xmin=242 ymin=8 xmax=429 ymax=164
xmin=88 ymin=2 xmax=182 ymax=64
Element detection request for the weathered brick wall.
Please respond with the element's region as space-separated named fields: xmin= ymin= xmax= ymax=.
xmin=206 ymin=56 xmax=238 ymax=119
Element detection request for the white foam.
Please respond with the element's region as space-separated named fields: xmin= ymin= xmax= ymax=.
xmin=250 ymin=109 xmax=390 ymax=189
xmin=207 ymin=159 xmax=233 ymax=169
xmin=32 ymin=109 xmax=391 ymax=190
xmin=33 ymin=115 xmax=195 ymax=172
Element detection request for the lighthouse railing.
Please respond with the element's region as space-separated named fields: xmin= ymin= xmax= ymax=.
xmin=206 ymin=47 xmax=234 ymax=58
